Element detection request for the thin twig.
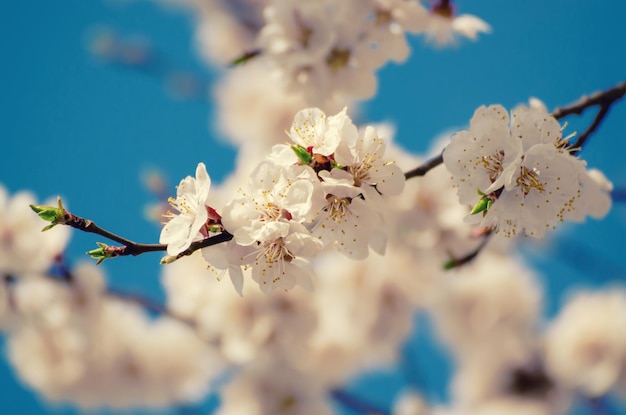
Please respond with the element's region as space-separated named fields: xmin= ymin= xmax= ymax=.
xmin=445 ymin=231 xmax=493 ymax=270
xmin=330 ymin=389 xmax=390 ymax=415
xmin=551 ymin=81 xmax=626 ymax=152
xmin=61 ymin=209 xmax=233 ymax=259
xmin=571 ymin=104 xmax=610 ymax=151
xmin=404 ymin=152 xmax=444 ymax=180
xmin=551 ymin=81 xmax=626 ymax=120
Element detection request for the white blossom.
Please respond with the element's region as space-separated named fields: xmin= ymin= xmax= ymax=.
xmin=313 ymin=168 xmax=380 ymax=259
xmin=223 ymin=161 xmax=322 ymax=245
xmin=545 ymin=289 xmax=626 ymax=397
xmin=335 ymin=124 xmax=405 ymax=200
xmin=219 ymin=160 xmax=324 ymax=293
xmin=160 ymin=162 xmax=213 ymax=256
xmin=480 ymin=144 xmax=584 ymax=238
xmin=288 ymin=107 xmax=357 ymax=156
xmin=444 ymin=104 xmax=612 ymax=238
xmin=246 ymin=223 xmax=321 ymax=293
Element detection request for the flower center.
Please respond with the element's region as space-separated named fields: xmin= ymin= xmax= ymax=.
xmin=351 ymin=163 xmax=371 ymax=187
xmin=479 ymin=151 xmax=504 ymax=183
xmin=327 ymin=196 xmax=352 ymax=222
xmin=167 ymin=195 xmax=192 ymax=215
xmin=516 ymin=166 xmax=545 ymax=196
xmin=264 ymin=240 xmax=294 ymax=263
xmin=261 ymin=202 xmax=281 ymax=221
xmin=260 ymin=202 xmax=292 ymax=222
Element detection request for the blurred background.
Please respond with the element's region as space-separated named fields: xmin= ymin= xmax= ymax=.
xmin=1 ymin=0 xmax=625 ymax=413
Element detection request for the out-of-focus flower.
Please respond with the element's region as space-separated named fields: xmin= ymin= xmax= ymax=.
xmin=393 ymin=389 xmax=429 ymax=415
xmin=216 ymin=361 xmax=333 ymax=415
xmin=422 ymin=2 xmax=490 ymax=46
xmin=8 ymin=263 xmax=223 ymax=409
xmin=0 ymin=186 xmax=70 ymax=276
xmin=545 ymin=289 xmax=626 ymax=397
xmin=430 ymin=251 xmax=542 ymax=362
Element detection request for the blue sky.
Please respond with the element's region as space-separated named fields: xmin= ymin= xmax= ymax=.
xmin=1 ymin=1 xmax=626 ymax=413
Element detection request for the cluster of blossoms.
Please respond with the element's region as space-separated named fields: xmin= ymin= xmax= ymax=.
xmin=158 ymin=0 xmax=489 ymax=107
xmin=5 ymin=0 xmax=623 ymax=412
xmin=443 ymin=103 xmax=612 ymax=238
xmin=160 ymin=107 xmax=404 ymax=294
xmin=255 ymin=0 xmax=490 ymax=104
xmin=0 ymin=186 xmax=222 ymax=409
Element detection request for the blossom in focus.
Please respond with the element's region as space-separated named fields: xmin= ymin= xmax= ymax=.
xmin=335 ymin=124 xmax=405 ymax=201
xmin=220 ymin=161 xmax=324 ymax=293
xmin=443 ymin=104 xmax=612 ymax=238
xmin=159 ymin=162 xmax=213 ymax=256
xmin=313 ymin=168 xmax=380 ymax=259
xmin=222 ymin=161 xmax=322 ymax=245
xmin=237 ymin=222 xmax=321 ymax=294
xmin=218 ymin=106 xmax=404 ymax=290
xmin=288 ymin=107 xmax=357 ymax=156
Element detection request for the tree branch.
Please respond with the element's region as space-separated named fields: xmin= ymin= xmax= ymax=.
xmin=551 ymin=81 xmax=626 ymax=120
xmin=570 ymin=104 xmax=610 ymax=151
xmin=444 ymin=230 xmax=493 ymax=270
xmin=551 ymin=80 xmax=626 ymax=153
xmin=404 ymin=152 xmax=444 ymax=180
xmin=57 ymin=208 xmax=233 ymax=260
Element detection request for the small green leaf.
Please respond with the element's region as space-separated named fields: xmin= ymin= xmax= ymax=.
xmin=30 ymin=196 xmax=66 ymax=231
xmin=86 ymin=242 xmax=109 ymax=265
xmin=470 ymin=196 xmax=491 ymax=215
xmin=229 ymin=49 xmax=261 ymax=67
xmin=443 ymin=258 xmax=457 ymax=270
xmin=291 ymin=145 xmax=313 ymax=164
